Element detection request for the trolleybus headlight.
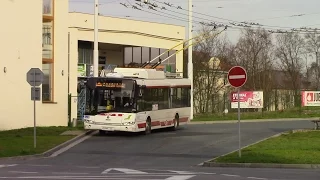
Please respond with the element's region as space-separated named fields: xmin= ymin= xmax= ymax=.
xmin=84 ymin=119 xmax=94 ymax=124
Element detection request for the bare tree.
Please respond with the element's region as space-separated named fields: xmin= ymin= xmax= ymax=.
xmin=229 ymin=28 xmax=275 ymax=111
xmin=191 ymin=26 xmax=232 ymax=114
xmin=305 ymin=33 xmax=320 ymax=90
xmin=275 ymin=32 xmax=305 ymax=106
xmin=233 ymin=28 xmax=274 ymax=90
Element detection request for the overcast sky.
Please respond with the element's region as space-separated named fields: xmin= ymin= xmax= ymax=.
xmin=69 ymin=0 xmax=320 ymax=43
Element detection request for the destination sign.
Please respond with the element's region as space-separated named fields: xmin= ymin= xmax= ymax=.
xmin=96 ymin=82 xmax=126 ymax=88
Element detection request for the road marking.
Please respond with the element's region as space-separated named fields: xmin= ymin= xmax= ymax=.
xmin=221 ymin=174 xmax=240 ymax=177
xmin=102 ymin=168 xmax=148 ymax=174
xmin=25 ymin=164 xmax=52 ymax=167
xmin=52 ymin=172 xmax=90 ymax=175
xmin=0 ymin=175 xmax=195 ymax=179
xmin=77 ymin=166 xmax=100 ymax=169
xmin=9 ymin=171 xmax=38 ymax=174
xmin=50 ymin=132 xmax=95 ymax=157
xmin=229 ymin=75 xmax=245 ymax=79
xmin=247 ymin=177 xmax=268 ymax=180
xmin=167 ymin=170 xmax=216 ymax=175
xmin=0 ymin=177 xmax=155 ymax=180
xmin=0 ymin=164 xmax=17 ymax=168
xmin=165 ymin=175 xmax=196 ymax=180
xmin=167 ymin=170 xmax=194 ymax=174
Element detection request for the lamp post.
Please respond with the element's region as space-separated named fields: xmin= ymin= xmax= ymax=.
xmin=93 ymin=0 xmax=99 ymax=77
xmin=188 ymin=0 xmax=193 ymax=120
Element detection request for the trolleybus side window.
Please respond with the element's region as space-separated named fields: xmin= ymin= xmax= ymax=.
xmin=172 ymin=87 xmax=191 ymax=108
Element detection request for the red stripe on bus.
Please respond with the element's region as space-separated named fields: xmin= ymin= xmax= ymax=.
xmin=138 ymin=123 xmax=146 ymax=128
xmin=151 ymin=121 xmax=161 ymax=126
xmin=179 ymin=117 xmax=189 ymax=122
xmin=137 ymin=118 xmax=188 ymax=129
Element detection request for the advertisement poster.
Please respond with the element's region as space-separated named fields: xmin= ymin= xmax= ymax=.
xmin=231 ymin=91 xmax=264 ymax=109
xmin=78 ymin=64 xmax=86 ymax=77
xmin=301 ymin=91 xmax=320 ymax=107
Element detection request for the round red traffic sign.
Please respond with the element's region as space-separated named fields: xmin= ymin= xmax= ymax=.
xmin=227 ymin=66 xmax=247 ymax=88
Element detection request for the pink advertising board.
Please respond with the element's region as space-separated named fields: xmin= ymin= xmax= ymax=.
xmin=231 ymin=91 xmax=264 ymax=109
xmin=301 ymin=91 xmax=320 ymax=107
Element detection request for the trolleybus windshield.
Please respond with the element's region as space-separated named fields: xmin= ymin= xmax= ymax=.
xmin=86 ymin=79 xmax=137 ymax=115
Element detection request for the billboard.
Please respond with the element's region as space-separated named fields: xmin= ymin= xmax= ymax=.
xmin=231 ymin=91 xmax=264 ymax=109
xmin=301 ymin=91 xmax=320 ymax=107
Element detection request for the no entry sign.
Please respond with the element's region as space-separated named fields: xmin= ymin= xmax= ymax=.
xmin=227 ymin=66 xmax=247 ymax=88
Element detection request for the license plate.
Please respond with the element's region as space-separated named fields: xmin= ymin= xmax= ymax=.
xmin=102 ymin=126 xmax=113 ymax=130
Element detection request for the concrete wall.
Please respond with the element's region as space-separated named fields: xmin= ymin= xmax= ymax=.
xmin=40 ymin=0 xmax=69 ymax=127
xmin=68 ymin=12 xmax=186 ymax=120
xmin=0 ymin=0 xmax=68 ymax=130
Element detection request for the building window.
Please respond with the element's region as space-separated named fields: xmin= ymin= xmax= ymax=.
xmin=42 ymin=0 xmax=54 ymax=102
xmin=42 ymin=63 xmax=53 ymax=101
xmin=42 ymin=21 xmax=53 ymax=59
xmin=43 ymin=0 xmax=52 ymax=16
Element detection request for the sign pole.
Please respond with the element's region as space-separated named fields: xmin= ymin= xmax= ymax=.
xmin=227 ymin=66 xmax=247 ymax=159
xmin=33 ymin=71 xmax=36 ymax=148
xmin=237 ymin=87 xmax=241 ymax=158
xmin=26 ymin=68 xmax=43 ymax=149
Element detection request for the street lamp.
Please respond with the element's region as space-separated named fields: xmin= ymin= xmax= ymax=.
xmin=93 ymin=0 xmax=99 ymax=77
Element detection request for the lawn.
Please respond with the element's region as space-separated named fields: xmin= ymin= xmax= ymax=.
xmin=193 ymin=107 xmax=320 ymax=121
xmin=214 ymin=131 xmax=320 ymax=164
xmin=0 ymin=126 xmax=82 ymax=158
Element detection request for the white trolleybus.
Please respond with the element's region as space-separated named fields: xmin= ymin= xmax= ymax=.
xmin=83 ymin=67 xmax=191 ymax=135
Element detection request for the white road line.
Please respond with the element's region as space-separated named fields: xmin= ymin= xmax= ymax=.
xmin=52 ymin=172 xmax=90 ymax=175
xmin=221 ymin=174 xmax=240 ymax=177
xmin=77 ymin=166 xmax=100 ymax=169
xmin=0 ymin=175 xmax=193 ymax=179
xmin=0 ymin=164 xmax=17 ymax=168
xmin=229 ymin=75 xmax=245 ymax=79
xmin=25 ymin=164 xmax=52 ymax=167
xmin=101 ymin=168 xmax=148 ymax=174
xmin=167 ymin=170 xmax=216 ymax=175
xmin=50 ymin=132 xmax=95 ymax=157
xmin=167 ymin=170 xmax=194 ymax=174
xmin=165 ymin=176 xmax=196 ymax=180
xmin=0 ymin=177 xmax=159 ymax=180
xmin=9 ymin=171 xmax=38 ymax=174
xmin=247 ymin=177 xmax=268 ymax=180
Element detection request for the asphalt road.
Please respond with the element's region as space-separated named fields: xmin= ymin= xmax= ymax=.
xmin=0 ymin=120 xmax=319 ymax=180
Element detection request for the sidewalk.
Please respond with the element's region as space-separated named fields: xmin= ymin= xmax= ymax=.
xmin=190 ymin=117 xmax=319 ymax=124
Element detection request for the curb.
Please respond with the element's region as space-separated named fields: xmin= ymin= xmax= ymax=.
xmin=202 ymin=162 xmax=320 ymax=169
xmin=201 ymin=129 xmax=319 ymax=169
xmin=190 ymin=117 xmax=319 ymax=124
xmin=0 ymin=130 xmax=95 ymax=161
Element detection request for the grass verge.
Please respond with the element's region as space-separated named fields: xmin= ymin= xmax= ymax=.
xmin=193 ymin=107 xmax=320 ymax=121
xmin=214 ymin=131 xmax=320 ymax=164
xmin=0 ymin=126 xmax=82 ymax=158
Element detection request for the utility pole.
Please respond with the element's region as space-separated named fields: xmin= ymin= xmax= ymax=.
xmin=188 ymin=0 xmax=193 ymax=120
xmin=93 ymin=0 xmax=99 ymax=77
xmin=317 ymin=52 xmax=319 ymax=90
